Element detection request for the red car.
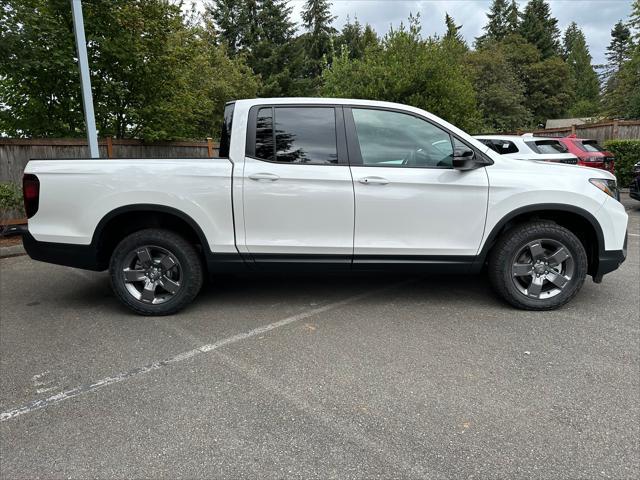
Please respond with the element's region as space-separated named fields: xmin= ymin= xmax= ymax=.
xmin=557 ymin=135 xmax=615 ymax=174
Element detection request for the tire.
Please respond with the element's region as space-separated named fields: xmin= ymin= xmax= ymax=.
xmin=109 ymin=229 xmax=204 ymax=316
xmin=488 ymin=221 xmax=588 ymax=310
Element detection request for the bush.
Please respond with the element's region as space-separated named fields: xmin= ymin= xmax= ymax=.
xmin=604 ymin=140 xmax=640 ymax=187
xmin=0 ymin=182 xmax=24 ymax=220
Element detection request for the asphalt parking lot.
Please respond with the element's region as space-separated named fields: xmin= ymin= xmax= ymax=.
xmin=1 ymin=196 xmax=638 ymax=479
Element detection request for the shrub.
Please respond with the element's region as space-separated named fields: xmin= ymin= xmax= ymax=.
xmin=0 ymin=182 xmax=24 ymax=219
xmin=604 ymin=140 xmax=640 ymax=187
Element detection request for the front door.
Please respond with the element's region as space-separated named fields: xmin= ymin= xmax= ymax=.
xmin=346 ymin=107 xmax=489 ymax=264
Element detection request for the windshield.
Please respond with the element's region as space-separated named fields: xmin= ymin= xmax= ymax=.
xmin=574 ymin=140 xmax=604 ymax=153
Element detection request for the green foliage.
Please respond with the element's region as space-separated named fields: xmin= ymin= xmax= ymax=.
xmin=0 ymin=0 xmax=260 ymax=140
xmin=476 ymin=0 xmax=519 ymax=47
xmin=519 ymin=0 xmax=560 ymax=59
xmin=563 ymin=23 xmax=599 ymax=115
xmin=444 ymin=13 xmax=465 ymax=46
xmin=603 ymin=140 xmax=640 ymax=187
xmin=335 ymin=17 xmax=379 ymax=61
xmin=0 ymin=183 xmax=23 ymax=216
xmin=523 ymin=56 xmax=573 ymax=124
xmin=605 ymin=20 xmax=633 ymax=73
xmin=0 ymin=0 xmax=635 ymax=139
xmin=602 ymin=13 xmax=640 ymax=119
xmin=466 ymin=46 xmax=530 ymax=131
xmin=322 ymin=16 xmax=482 ymax=132
xmin=302 ymin=0 xmax=337 ymax=77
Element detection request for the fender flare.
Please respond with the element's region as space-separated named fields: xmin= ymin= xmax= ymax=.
xmin=475 ymin=203 xmax=605 ymax=266
xmin=91 ymin=204 xmax=211 ymax=253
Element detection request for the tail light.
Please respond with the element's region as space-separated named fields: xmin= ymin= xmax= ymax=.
xmin=23 ymin=174 xmax=40 ymax=218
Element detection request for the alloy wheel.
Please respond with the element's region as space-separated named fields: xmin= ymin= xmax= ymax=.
xmin=511 ymin=239 xmax=575 ymax=300
xmin=121 ymin=245 xmax=183 ymax=304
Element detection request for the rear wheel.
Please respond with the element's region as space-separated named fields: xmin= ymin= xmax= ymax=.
xmin=109 ymin=229 xmax=203 ymax=315
xmin=488 ymin=221 xmax=588 ymax=310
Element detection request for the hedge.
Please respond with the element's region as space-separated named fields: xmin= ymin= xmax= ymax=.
xmin=0 ymin=182 xmax=24 ymax=221
xmin=604 ymin=140 xmax=640 ymax=187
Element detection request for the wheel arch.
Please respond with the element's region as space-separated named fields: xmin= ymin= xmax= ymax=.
xmin=91 ymin=204 xmax=211 ymax=268
xmin=477 ymin=204 xmax=604 ymax=276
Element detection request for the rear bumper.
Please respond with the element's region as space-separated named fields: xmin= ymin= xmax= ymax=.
xmin=593 ymin=232 xmax=627 ymax=282
xmin=22 ymin=231 xmax=105 ymax=271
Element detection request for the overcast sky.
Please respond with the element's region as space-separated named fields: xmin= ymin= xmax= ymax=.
xmin=191 ymin=0 xmax=634 ymax=66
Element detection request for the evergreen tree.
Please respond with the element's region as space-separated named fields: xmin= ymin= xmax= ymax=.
xmin=444 ymin=13 xmax=464 ymax=45
xmin=605 ymin=21 xmax=633 ymax=73
xmin=482 ymin=0 xmax=509 ymax=40
xmin=323 ymin=15 xmax=482 ymax=132
xmin=631 ymin=0 xmax=640 ymax=39
xmin=519 ymin=0 xmax=560 ymax=58
xmin=505 ymin=0 xmax=519 ymax=33
xmin=335 ymin=17 xmax=379 ymax=60
xmin=207 ymin=0 xmax=244 ymax=54
xmin=562 ymin=22 xmax=600 ymax=115
xmin=302 ymin=0 xmax=337 ymax=75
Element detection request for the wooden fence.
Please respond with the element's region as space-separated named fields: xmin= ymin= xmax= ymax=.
xmin=529 ymin=120 xmax=640 ymax=144
xmin=0 ymin=137 xmax=219 ymax=185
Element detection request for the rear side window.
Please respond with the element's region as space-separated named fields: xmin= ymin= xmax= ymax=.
xmin=576 ymin=140 xmax=604 ymax=153
xmin=526 ymin=140 xmax=567 ymax=154
xmin=253 ymin=107 xmax=338 ymax=165
xmin=480 ymin=139 xmax=519 ymax=154
xmin=218 ymin=102 xmax=234 ymax=158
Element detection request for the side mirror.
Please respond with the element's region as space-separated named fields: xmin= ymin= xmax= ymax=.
xmin=452 ymin=148 xmax=479 ymax=171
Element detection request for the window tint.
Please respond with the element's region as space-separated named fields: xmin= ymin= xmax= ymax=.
xmin=276 ymin=107 xmax=338 ymax=164
xmin=482 ymin=139 xmax=519 ymax=154
xmin=527 ymin=140 xmax=567 ymax=154
xmin=253 ymin=107 xmax=338 ymax=164
xmin=576 ymin=140 xmax=604 ymax=152
xmin=352 ymin=109 xmax=454 ymax=168
xmin=218 ymin=102 xmax=235 ymax=158
xmin=255 ymin=107 xmax=274 ymax=161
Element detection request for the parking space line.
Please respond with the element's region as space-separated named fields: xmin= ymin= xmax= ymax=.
xmin=0 ymin=280 xmax=412 ymax=422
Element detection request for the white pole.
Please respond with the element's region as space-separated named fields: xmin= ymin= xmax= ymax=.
xmin=70 ymin=0 xmax=99 ymax=158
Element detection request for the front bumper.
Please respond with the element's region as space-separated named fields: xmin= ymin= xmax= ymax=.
xmin=593 ymin=232 xmax=627 ymax=283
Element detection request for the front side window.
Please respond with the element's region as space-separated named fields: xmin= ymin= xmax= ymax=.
xmin=253 ymin=106 xmax=338 ymax=164
xmin=352 ymin=109 xmax=454 ymax=168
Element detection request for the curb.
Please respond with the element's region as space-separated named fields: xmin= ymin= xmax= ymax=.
xmin=0 ymin=244 xmax=26 ymax=258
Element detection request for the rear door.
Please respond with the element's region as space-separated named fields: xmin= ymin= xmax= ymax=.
xmin=242 ymin=105 xmax=354 ymax=264
xmin=346 ymin=107 xmax=489 ymax=263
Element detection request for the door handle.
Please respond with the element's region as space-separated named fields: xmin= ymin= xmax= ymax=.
xmin=358 ymin=176 xmax=389 ymax=185
xmin=249 ymin=172 xmax=280 ymax=181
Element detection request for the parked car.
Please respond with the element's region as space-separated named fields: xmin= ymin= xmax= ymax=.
xmin=474 ymin=135 xmax=579 ymax=164
xmin=630 ymin=162 xmax=640 ymax=201
xmin=21 ymin=98 xmax=628 ymax=315
xmin=557 ymin=135 xmax=616 ymax=174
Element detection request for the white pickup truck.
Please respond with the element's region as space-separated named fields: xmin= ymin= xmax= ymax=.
xmin=22 ymin=98 xmax=628 ymax=315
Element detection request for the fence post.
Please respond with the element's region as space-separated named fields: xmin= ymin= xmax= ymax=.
xmin=106 ymin=136 xmax=113 ymax=158
xmin=570 ymin=124 xmax=576 ymax=136
xmin=207 ymin=137 xmax=214 ymax=158
xmin=612 ymin=120 xmax=619 ymax=139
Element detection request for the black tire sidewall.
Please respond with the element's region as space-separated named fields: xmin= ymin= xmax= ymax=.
xmin=489 ymin=222 xmax=588 ymax=310
xmin=109 ymin=229 xmax=203 ymax=316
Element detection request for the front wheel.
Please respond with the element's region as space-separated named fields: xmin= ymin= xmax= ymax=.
xmin=109 ymin=229 xmax=204 ymax=316
xmin=488 ymin=221 xmax=588 ymax=310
